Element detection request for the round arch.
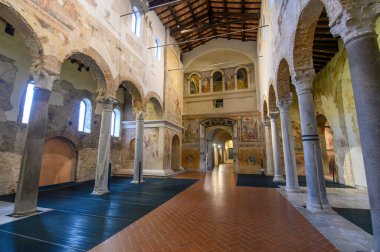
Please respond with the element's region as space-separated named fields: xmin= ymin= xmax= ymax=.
xmin=0 ymin=1 xmax=43 ymax=60
xmin=119 ymin=78 xmax=145 ymax=111
xmin=267 ymin=84 xmax=278 ymax=113
xmin=145 ymin=91 xmax=164 ymax=112
xmin=262 ymin=100 xmax=270 ymax=121
xmin=276 ymin=58 xmax=292 ymax=101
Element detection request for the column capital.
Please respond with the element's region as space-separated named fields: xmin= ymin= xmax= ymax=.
xmin=135 ymin=110 xmax=146 ymax=121
xmin=30 ymin=67 xmax=59 ymax=91
xmin=330 ymin=1 xmax=378 ymax=45
xmin=292 ymin=69 xmax=316 ymax=96
xmin=268 ymin=111 xmax=279 ymax=120
xmin=277 ymin=98 xmax=293 ymax=112
xmin=263 ymin=119 xmax=271 ymax=127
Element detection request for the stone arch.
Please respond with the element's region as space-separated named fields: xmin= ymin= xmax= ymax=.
xmin=0 ymin=1 xmax=43 ymax=60
xmin=262 ymin=100 xmax=269 ymax=121
xmin=276 ymin=58 xmax=292 ymax=101
xmin=119 ymin=77 xmax=145 ymax=112
xmin=62 ymin=48 xmax=115 ymax=95
xmin=145 ymin=91 xmax=164 ymax=112
xmin=291 ymin=0 xmax=342 ymax=73
xmin=268 ymin=85 xmax=278 ymax=112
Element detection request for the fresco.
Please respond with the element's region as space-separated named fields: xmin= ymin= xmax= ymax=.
xmin=238 ymin=147 xmax=264 ymax=173
xmin=225 ymin=74 xmax=235 ymax=91
xmin=237 ymin=68 xmax=248 ymax=89
xmin=190 ymin=74 xmax=200 ymax=94
xmin=181 ymin=147 xmax=200 ymax=170
xmin=143 ymin=128 xmax=159 ymax=169
xmin=201 ymin=77 xmax=211 ymax=93
xmin=212 ymin=71 xmax=223 ymax=92
xmin=183 ymin=119 xmax=199 ymax=143
xmin=240 ymin=117 xmax=259 ymax=142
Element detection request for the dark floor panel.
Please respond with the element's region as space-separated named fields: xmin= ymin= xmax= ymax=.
xmin=333 ymin=207 xmax=373 ymax=235
xmin=0 ymin=231 xmax=78 ymax=252
xmin=0 ymin=177 xmax=198 ymax=252
xmin=297 ymin=176 xmax=353 ymax=188
xmin=0 ymin=211 xmax=130 ymax=251
xmin=236 ymin=174 xmax=279 ymax=188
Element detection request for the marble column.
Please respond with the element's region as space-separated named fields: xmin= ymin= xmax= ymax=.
xmin=13 ymin=68 xmax=58 ymax=217
xmin=277 ymin=98 xmax=300 ymax=192
xmin=331 ymin=5 xmax=380 ymax=250
xmin=92 ymin=97 xmax=117 ymax=195
xmin=292 ymin=70 xmax=328 ymax=211
xmin=263 ymin=120 xmax=274 ymax=175
xmin=268 ymin=112 xmax=284 ymax=182
xmin=131 ymin=111 xmax=145 ymax=183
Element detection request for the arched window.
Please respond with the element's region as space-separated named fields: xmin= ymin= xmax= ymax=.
xmin=189 ymin=74 xmax=200 ymax=94
xmin=212 ymin=71 xmax=223 ymax=92
xmin=237 ymin=68 xmax=249 ymax=89
xmin=111 ymin=108 xmax=121 ymax=137
xmin=78 ymin=98 xmax=92 ymax=133
xmin=154 ymin=38 xmax=161 ymax=60
xmin=22 ymin=81 xmax=35 ymax=124
xmin=131 ymin=6 xmax=141 ymax=37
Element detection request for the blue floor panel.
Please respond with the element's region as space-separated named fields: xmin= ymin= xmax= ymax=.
xmin=0 ymin=176 xmax=197 ymax=252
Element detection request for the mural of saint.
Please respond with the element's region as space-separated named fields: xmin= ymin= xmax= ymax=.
xmin=212 ymin=71 xmax=223 ymax=92
xmin=190 ymin=74 xmax=200 ymax=94
xmin=237 ymin=68 xmax=248 ymax=89
xmin=241 ymin=117 xmax=259 ymax=142
xmin=225 ymin=74 xmax=235 ymax=91
xmin=202 ymin=77 xmax=211 ymax=93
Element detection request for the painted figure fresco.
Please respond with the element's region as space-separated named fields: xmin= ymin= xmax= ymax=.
xmin=212 ymin=71 xmax=223 ymax=92
xmin=225 ymin=74 xmax=235 ymax=91
xmin=190 ymin=74 xmax=200 ymax=94
xmin=202 ymin=77 xmax=211 ymax=93
xmin=241 ymin=117 xmax=259 ymax=142
xmin=130 ymin=138 xmax=135 ymax=160
xmin=237 ymin=68 xmax=248 ymax=89
xmin=183 ymin=120 xmax=199 ymax=143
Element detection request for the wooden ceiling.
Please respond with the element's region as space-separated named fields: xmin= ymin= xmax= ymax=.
xmin=313 ymin=9 xmax=339 ymax=73
xmin=149 ymin=0 xmax=262 ymax=52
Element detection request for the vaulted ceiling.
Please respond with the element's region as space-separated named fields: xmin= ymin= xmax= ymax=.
xmin=149 ymin=0 xmax=262 ymax=52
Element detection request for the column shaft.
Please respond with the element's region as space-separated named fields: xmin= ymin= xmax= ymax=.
xmin=132 ymin=113 xmax=144 ymax=183
xmin=269 ymin=113 xmax=284 ymax=182
xmin=296 ymin=85 xmax=329 ymax=211
xmin=92 ymin=105 xmax=113 ymax=195
xmin=13 ymin=88 xmax=51 ymax=216
xmin=345 ymin=34 xmax=380 ymax=250
xmin=263 ymin=122 xmax=274 ymax=175
xmin=278 ymin=101 xmax=300 ymax=192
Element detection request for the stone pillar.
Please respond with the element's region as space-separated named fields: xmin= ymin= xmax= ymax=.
xmin=132 ymin=111 xmax=145 ymax=183
xmin=263 ymin=120 xmax=274 ymax=175
xmin=331 ymin=5 xmax=380 ymax=250
xmin=213 ymin=145 xmax=219 ymax=167
xmin=13 ymin=68 xmax=59 ymax=217
xmin=277 ymin=98 xmax=300 ymax=192
xmin=92 ymin=97 xmax=117 ymax=195
xmin=268 ymin=112 xmax=284 ymax=182
xmin=292 ymin=70 xmax=329 ymax=212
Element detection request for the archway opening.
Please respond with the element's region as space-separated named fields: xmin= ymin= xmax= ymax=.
xmin=206 ymin=128 xmax=233 ymax=170
xmin=39 ymin=137 xmax=77 ymax=186
xmin=171 ymin=135 xmax=181 ymax=171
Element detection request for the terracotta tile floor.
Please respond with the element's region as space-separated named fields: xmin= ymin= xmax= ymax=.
xmin=90 ymin=165 xmax=337 ymax=252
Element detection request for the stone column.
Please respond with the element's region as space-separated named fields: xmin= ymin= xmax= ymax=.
xmin=331 ymin=5 xmax=380 ymax=250
xmin=277 ymin=99 xmax=300 ymax=192
xmin=292 ymin=70 xmax=328 ymax=212
xmin=13 ymin=68 xmax=59 ymax=217
xmin=92 ymin=97 xmax=117 ymax=195
xmin=263 ymin=120 xmax=274 ymax=175
xmin=131 ymin=111 xmax=145 ymax=183
xmin=268 ymin=112 xmax=284 ymax=182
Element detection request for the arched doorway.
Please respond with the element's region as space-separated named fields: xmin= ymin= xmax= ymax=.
xmin=39 ymin=137 xmax=77 ymax=186
xmin=171 ymin=135 xmax=180 ymax=171
xmin=206 ymin=127 xmax=234 ymax=170
xmin=316 ymin=114 xmax=337 ymax=182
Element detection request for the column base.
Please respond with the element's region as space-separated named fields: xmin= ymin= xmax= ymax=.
xmin=130 ymin=179 xmax=145 ymax=184
xmin=13 ymin=209 xmax=38 ymax=218
xmin=91 ymin=189 xmax=110 ymax=195
xmin=306 ymin=201 xmax=332 ymax=213
xmin=285 ymin=187 xmax=301 ymax=193
xmin=273 ymin=175 xmax=285 ymax=183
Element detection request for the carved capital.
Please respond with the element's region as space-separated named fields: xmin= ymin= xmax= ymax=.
xmin=277 ymin=98 xmax=293 ymax=112
xmin=30 ymin=67 xmax=59 ymax=91
xmin=136 ymin=110 xmax=146 ymax=121
xmin=330 ymin=1 xmax=378 ymax=45
xmin=292 ymin=69 xmax=315 ymax=96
